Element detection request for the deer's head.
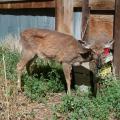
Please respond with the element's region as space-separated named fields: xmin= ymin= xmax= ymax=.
xmin=79 ymin=39 xmax=114 ymax=60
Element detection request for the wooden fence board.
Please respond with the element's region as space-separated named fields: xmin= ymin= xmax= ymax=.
xmin=55 ymin=0 xmax=73 ymax=34
xmin=113 ymin=0 xmax=120 ymax=76
xmin=0 ymin=0 xmax=115 ymax=10
xmin=89 ymin=15 xmax=113 ymax=44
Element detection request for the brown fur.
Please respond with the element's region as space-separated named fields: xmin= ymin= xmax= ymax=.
xmin=17 ymin=28 xmax=92 ymax=94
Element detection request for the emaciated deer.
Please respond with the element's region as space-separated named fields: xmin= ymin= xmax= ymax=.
xmin=17 ymin=28 xmax=92 ymax=94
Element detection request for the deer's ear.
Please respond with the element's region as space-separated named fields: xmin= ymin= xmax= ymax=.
xmin=78 ymin=40 xmax=93 ymax=49
xmin=104 ymin=40 xmax=114 ymax=48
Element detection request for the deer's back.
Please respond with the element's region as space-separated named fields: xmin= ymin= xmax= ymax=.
xmin=20 ymin=28 xmax=84 ymax=63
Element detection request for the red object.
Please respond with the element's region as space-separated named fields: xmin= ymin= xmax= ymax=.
xmin=104 ymin=48 xmax=110 ymax=56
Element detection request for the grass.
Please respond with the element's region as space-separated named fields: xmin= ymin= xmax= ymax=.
xmin=52 ymin=76 xmax=120 ymax=120
xmin=0 ymin=41 xmax=120 ymax=120
xmin=0 ymin=46 xmax=65 ymax=101
xmin=0 ymin=42 xmax=65 ymax=119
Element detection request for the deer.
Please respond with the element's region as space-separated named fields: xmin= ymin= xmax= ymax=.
xmin=16 ymin=28 xmax=114 ymax=94
xmin=16 ymin=28 xmax=93 ymax=94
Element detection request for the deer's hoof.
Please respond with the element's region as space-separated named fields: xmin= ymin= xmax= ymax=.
xmin=67 ymin=90 xmax=71 ymax=96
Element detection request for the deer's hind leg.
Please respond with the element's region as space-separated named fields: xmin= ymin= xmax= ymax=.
xmin=26 ymin=55 xmax=37 ymax=75
xmin=17 ymin=50 xmax=35 ymax=91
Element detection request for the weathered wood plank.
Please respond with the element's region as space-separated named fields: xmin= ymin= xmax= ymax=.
xmin=0 ymin=1 xmax=55 ymax=9
xmin=113 ymin=0 xmax=120 ymax=76
xmin=0 ymin=0 xmax=27 ymax=1
xmin=0 ymin=0 xmax=115 ymax=10
xmin=0 ymin=0 xmax=25 ymax=1
xmin=81 ymin=0 xmax=90 ymax=41
xmin=55 ymin=0 xmax=73 ymax=34
xmin=89 ymin=15 xmax=113 ymax=43
xmin=89 ymin=0 xmax=115 ymax=10
xmin=55 ymin=0 xmax=63 ymax=32
xmin=74 ymin=0 xmax=115 ymax=10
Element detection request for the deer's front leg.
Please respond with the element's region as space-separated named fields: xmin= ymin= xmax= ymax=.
xmin=17 ymin=51 xmax=35 ymax=91
xmin=62 ymin=63 xmax=72 ymax=95
xmin=17 ymin=58 xmax=28 ymax=91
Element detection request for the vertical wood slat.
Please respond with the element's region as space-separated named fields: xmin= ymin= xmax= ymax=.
xmin=81 ymin=0 xmax=90 ymax=41
xmin=55 ymin=0 xmax=63 ymax=32
xmin=113 ymin=0 xmax=120 ymax=76
xmin=55 ymin=0 xmax=73 ymax=35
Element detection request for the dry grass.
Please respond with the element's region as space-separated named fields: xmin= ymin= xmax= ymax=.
xmin=1 ymin=34 xmax=119 ymax=120
xmin=0 ymin=74 xmax=62 ymax=120
xmin=0 ymin=34 xmax=22 ymax=53
xmin=0 ymin=35 xmax=63 ymax=120
xmin=0 ymin=75 xmax=62 ymax=120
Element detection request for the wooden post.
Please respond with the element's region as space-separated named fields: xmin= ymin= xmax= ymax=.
xmin=81 ymin=0 xmax=90 ymax=41
xmin=113 ymin=0 xmax=120 ymax=76
xmin=55 ymin=0 xmax=73 ymax=35
xmin=82 ymin=0 xmax=97 ymax=96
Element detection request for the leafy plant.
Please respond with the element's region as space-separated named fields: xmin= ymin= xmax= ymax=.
xmin=0 ymin=46 xmax=120 ymax=120
xmin=0 ymin=47 xmax=20 ymax=80
xmin=52 ymin=76 xmax=120 ymax=120
xmin=0 ymin=46 xmax=65 ymax=102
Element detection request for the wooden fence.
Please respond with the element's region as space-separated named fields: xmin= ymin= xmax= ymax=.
xmin=0 ymin=0 xmax=119 ymax=76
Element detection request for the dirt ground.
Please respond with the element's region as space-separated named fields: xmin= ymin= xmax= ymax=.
xmin=14 ymin=92 xmax=63 ymax=120
xmin=0 ymin=78 xmax=64 ymax=120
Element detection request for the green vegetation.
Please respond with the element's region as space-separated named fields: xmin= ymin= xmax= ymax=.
xmin=52 ymin=77 xmax=120 ymax=120
xmin=23 ymin=62 xmax=65 ymax=101
xmin=0 ymin=46 xmax=120 ymax=120
xmin=0 ymin=46 xmax=65 ymax=102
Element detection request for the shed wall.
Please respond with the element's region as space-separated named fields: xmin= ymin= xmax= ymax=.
xmin=0 ymin=9 xmax=82 ymax=40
